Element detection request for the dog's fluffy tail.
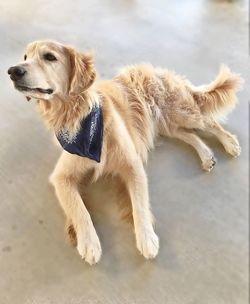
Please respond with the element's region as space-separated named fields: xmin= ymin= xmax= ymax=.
xmin=191 ymin=65 xmax=243 ymax=115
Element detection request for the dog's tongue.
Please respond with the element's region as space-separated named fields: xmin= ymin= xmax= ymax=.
xmin=26 ymin=96 xmax=31 ymax=101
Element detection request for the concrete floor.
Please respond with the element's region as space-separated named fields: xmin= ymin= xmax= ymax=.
xmin=0 ymin=0 xmax=249 ymax=303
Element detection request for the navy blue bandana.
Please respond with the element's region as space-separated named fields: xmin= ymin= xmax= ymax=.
xmin=56 ymin=107 xmax=103 ymax=162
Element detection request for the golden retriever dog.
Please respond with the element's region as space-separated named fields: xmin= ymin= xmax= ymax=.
xmin=8 ymin=40 xmax=243 ymax=265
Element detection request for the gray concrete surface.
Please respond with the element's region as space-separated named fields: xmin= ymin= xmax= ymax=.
xmin=0 ymin=0 xmax=249 ymax=303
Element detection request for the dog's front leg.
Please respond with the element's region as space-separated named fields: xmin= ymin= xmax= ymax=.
xmin=121 ymin=157 xmax=159 ymax=259
xmin=64 ymin=218 xmax=77 ymax=247
xmin=50 ymin=153 xmax=101 ymax=265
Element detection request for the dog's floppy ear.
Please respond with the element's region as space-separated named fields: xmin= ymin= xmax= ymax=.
xmin=67 ymin=47 xmax=96 ymax=96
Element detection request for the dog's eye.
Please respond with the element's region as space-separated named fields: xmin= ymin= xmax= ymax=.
xmin=44 ymin=53 xmax=57 ymax=61
xmin=24 ymin=54 xmax=27 ymax=61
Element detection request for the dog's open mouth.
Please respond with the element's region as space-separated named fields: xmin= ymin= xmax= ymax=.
xmin=15 ymin=84 xmax=53 ymax=94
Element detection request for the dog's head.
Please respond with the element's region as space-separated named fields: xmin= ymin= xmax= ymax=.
xmin=8 ymin=40 xmax=96 ymax=101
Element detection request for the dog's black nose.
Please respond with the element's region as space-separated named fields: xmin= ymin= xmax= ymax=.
xmin=8 ymin=66 xmax=26 ymax=81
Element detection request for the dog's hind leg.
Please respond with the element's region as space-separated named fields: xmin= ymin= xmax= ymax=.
xmin=171 ymin=128 xmax=216 ymax=171
xmin=204 ymin=118 xmax=241 ymax=157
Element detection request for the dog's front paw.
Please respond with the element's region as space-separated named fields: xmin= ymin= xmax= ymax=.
xmin=202 ymin=156 xmax=216 ymax=172
xmin=136 ymin=228 xmax=159 ymax=259
xmin=224 ymin=135 xmax=241 ymax=158
xmin=77 ymin=228 xmax=102 ymax=265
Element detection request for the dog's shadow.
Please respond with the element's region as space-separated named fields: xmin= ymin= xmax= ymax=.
xmin=26 ymin=133 xmax=233 ymax=278
xmin=74 ymin=133 xmax=231 ymax=273
xmin=78 ymin=171 xmax=180 ymax=273
xmin=79 ymin=175 xmax=139 ymax=272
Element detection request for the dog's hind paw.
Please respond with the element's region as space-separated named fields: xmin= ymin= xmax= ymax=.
xmin=224 ymin=136 xmax=241 ymax=158
xmin=202 ymin=156 xmax=216 ymax=172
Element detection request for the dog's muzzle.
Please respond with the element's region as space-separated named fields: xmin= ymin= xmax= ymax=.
xmin=7 ymin=66 xmax=54 ymax=95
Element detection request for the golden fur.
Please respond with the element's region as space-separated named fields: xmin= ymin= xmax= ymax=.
xmin=9 ymin=41 xmax=243 ymax=265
